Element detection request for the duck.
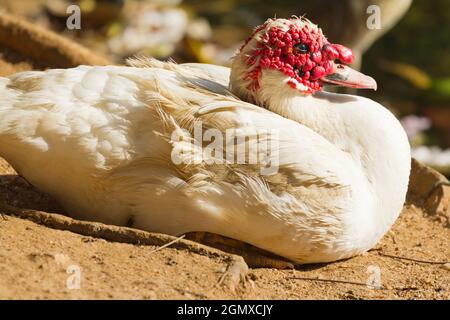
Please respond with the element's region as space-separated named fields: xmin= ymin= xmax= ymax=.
xmin=0 ymin=18 xmax=411 ymax=264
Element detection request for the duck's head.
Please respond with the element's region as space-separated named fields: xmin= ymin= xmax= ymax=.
xmin=230 ymin=18 xmax=377 ymax=103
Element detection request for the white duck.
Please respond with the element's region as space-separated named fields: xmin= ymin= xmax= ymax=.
xmin=0 ymin=18 xmax=410 ymax=264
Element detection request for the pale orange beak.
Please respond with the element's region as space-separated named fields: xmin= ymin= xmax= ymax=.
xmin=320 ymin=63 xmax=377 ymax=90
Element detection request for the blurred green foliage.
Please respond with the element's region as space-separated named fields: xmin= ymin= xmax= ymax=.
xmin=364 ymin=0 xmax=450 ymax=106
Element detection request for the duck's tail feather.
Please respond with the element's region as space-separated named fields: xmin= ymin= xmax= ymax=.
xmin=0 ymin=76 xmax=17 ymax=137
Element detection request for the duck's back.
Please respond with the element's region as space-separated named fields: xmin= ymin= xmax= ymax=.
xmin=0 ymin=66 xmax=166 ymax=223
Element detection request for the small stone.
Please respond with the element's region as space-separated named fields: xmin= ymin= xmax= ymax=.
xmin=165 ymin=257 xmax=177 ymax=266
xmin=53 ymin=253 xmax=71 ymax=266
xmin=248 ymin=272 xmax=259 ymax=281
xmin=441 ymin=263 xmax=450 ymax=271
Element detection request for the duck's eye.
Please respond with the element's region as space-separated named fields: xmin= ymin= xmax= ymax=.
xmin=294 ymin=43 xmax=309 ymax=53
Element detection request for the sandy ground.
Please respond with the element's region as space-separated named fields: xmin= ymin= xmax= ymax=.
xmin=0 ymin=10 xmax=449 ymax=300
xmin=0 ymin=157 xmax=449 ymax=300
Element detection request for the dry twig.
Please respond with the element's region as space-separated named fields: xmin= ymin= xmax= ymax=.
xmin=378 ymin=252 xmax=449 ymax=265
xmin=287 ymin=276 xmax=383 ymax=289
xmin=148 ymin=234 xmax=186 ymax=254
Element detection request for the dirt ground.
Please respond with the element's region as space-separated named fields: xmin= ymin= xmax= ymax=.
xmin=0 ymin=10 xmax=449 ymax=300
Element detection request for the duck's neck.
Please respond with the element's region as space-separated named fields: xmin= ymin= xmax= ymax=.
xmin=248 ymin=84 xmax=411 ymax=242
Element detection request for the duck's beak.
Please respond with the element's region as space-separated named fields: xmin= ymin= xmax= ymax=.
xmin=320 ymin=63 xmax=377 ymax=90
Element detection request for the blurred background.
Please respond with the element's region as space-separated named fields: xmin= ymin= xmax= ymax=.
xmin=0 ymin=0 xmax=449 ymax=177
